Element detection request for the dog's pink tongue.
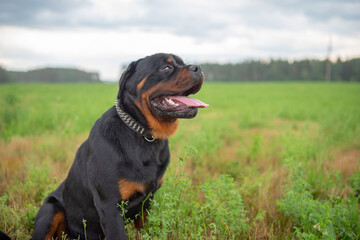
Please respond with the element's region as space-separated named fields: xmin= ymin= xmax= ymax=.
xmin=168 ymin=96 xmax=209 ymax=108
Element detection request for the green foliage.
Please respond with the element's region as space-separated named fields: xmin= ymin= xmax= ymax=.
xmin=0 ymin=92 xmax=19 ymax=139
xmin=1 ymin=82 xmax=360 ymax=239
xmin=279 ymin=159 xmax=360 ymax=239
xmin=82 ymin=219 xmax=88 ymax=240
xmin=202 ymin=58 xmax=360 ymax=82
xmin=199 ymin=175 xmax=249 ymax=238
xmin=349 ymin=171 xmax=360 ymax=198
xmin=0 ymin=84 xmax=117 ymax=139
xmin=0 ymin=194 xmax=30 ymax=238
xmin=6 ymin=68 xmax=100 ymax=83
xmin=249 ymin=134 xmax=263 ymax=160
xmin=139 ymin=161 xmax=249 ymax=240
xmin=0 ymin=162 xmax=56 ymax=239
xmin=0 ymin=65 xmax=11 ymax=83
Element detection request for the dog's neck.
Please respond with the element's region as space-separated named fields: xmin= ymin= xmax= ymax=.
xmin=115 ymin=99 xmax=156 ymax=142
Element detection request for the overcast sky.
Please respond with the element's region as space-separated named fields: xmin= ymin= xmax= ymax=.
xmin=0 ymin=0 xmax=359 ymax=81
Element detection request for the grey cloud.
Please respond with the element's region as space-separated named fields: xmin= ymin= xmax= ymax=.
xmin=276 ymin=0 xmax=360 ymax=22
xmin=0 ymin=0 xmax=359 ymax=38
xmin=0 ymin=0 xmax=90 ymax=27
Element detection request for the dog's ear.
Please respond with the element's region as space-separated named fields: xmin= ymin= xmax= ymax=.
xmin=117 ymin=61 xmax=138 ymax=99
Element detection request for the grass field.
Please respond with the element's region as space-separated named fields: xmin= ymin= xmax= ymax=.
xmin=1 ymin=82 xmax=360 ymax=239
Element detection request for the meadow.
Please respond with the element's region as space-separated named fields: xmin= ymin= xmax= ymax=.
xmin=0 ymin=82 xmax=360 ymax=239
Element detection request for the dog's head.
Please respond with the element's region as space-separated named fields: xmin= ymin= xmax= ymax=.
xmin=117 ymin=53 xmax=208 ymax=139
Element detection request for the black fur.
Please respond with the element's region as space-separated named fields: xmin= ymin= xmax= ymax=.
xmin=0 ymin=231 xmax=11 ymax=240
xmin=32 ymin=53 xmax=204 ymax=240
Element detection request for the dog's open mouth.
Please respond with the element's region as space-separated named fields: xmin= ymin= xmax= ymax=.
xmin=150 ymin=83 xmax=209 ymax=119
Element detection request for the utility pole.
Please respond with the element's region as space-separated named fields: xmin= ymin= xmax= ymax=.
xmin=326 ymin=35 xmax=332 ymax=82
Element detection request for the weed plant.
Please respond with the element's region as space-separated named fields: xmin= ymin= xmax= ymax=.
xmin=279 ymin=158 xmax=360 ymax=239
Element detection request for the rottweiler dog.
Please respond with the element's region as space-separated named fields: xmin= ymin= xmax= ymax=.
xmin=32 ymin=53 xmax=208 ymax=240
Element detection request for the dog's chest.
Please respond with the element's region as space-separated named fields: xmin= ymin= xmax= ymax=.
xmin=116 ymin=142 xmax=169 ymax=202
xmin=121 ymin=141 xmax=169 ymax=177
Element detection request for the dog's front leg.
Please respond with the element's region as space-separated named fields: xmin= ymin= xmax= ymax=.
xmin=92 ymin=189 xmax=128 ymax=240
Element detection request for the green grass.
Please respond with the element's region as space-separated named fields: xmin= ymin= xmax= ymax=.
xmin=0 ymin=82 xmax=360 ymax=239
xmin=0 ymin=84 xmax=117 ymax=139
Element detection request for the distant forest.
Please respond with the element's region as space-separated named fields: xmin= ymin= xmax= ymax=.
xmin=0 ymin=67 xmax=100 ymax=83
xmin=201 ymin=58 xmax=360 ymax=82
xmin=0 ymin=58 xmax=359 ymax=83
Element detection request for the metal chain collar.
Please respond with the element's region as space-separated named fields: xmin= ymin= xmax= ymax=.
xmin=114 ymin=99 xmax=155 ymax=142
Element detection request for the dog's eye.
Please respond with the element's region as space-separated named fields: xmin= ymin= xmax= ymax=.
xmin=162 ymin=65 xmax=172 ymax=71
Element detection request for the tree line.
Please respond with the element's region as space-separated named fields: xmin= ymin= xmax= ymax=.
xmin=201 ymin=58 xmax=360 ymax=82
xmin=0 ymin=67 xmax=100 ymax=83
xmin=1 ymin=58 xmax=359 ymax=83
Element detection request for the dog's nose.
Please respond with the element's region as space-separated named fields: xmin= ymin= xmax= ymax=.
xmin=189 ymin=65 xmax=201 ymax=73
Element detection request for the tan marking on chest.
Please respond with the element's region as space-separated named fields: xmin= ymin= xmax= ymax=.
xmin=118 ymin=179 xmax=146 ymax=200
